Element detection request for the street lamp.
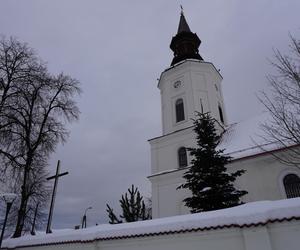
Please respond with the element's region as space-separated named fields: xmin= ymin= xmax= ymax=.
xmin=0 ymin=193 xmax=17 ymax=248
xmin=81 ymin=206 xmax=92 ymax=229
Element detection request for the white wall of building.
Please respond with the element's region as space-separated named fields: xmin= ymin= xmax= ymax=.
xmin=230 ymin=152 xmax=300 ymax=203
xmin=158 ymin=60 xmax=227 ymax=136
xmin=149 ymin=148 xmax=300 ymax=218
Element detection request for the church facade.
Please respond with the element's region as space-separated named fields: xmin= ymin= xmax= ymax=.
xmin=148 ymin=12 xmax=300 ymax=218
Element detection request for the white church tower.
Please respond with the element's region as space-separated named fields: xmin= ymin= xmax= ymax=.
xmin=149 ymin=11 xmax=228 ymax=218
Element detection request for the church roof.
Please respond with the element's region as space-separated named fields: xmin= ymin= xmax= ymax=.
xmin=220 ymin=112 xmax=293 ymax=161
xmin=177 ymin=12 xmax=191 ymax=33
xmin=3 ymin=198 xmax=300 ymax=249
xmin=221 ymin=112 xmax=269 ymax=160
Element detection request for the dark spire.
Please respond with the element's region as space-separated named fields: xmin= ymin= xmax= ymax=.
xmin=170 ymin=10 xmax=203 ymax=66
xmin=177 ymin=9 xmax=191 ymax=33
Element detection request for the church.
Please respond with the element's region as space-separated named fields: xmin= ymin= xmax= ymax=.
xmin=3 ymin=11 xmax=300 ymax=250
xmin=148 ymin=11 xmax=300 ymax=219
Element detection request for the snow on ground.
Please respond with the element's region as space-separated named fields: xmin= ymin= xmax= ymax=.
xmin=3 ymin=198 xmax=300 ymax=248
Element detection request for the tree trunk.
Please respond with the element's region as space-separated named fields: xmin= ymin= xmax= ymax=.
xmin=13 ymin=160 xmax=31 ymax=238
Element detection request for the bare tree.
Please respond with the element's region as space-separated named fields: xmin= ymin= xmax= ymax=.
xmin=0 ymin=166 xmax=48 ymax=237
xmin=258 ymin=35 xmax=300 ymax=166
xmin=0 ymin=37 xmax=81 ymax=237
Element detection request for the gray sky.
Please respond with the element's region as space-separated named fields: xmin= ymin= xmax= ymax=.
xmin=0 ymin=0 xmax=299 ymax=229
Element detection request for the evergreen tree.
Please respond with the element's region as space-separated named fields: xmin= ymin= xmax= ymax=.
xmin=106 ymin=205 xmax=122 ymax=224
xmin=178 ymin=112 xmax=247 ymax=213
xmin=106 ymin=185 xmax=151 ymax=224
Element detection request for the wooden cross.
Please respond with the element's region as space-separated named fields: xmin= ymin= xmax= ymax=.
xmin=46 ymin=160 xmax=69 ymax=234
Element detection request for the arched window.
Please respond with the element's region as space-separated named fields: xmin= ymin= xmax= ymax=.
xmin=178 ymin=147 xmax=187 ymax=168
xmin=175 ymin=98 xmax=185 ymax=122
xmin=218 ymin=105 xmax=224 ymax=124
xmin=283 ymin=174 xmax=300 ymax=198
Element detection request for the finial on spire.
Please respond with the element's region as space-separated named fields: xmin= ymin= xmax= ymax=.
xmin=180 ymin=5 xmax=184 ymax=15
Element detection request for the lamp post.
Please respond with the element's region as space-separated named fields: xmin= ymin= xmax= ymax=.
xmin=81 ymin=206 xmax=92 ymax=229
xmin=0 ymin=193 xmax=17 ymax=248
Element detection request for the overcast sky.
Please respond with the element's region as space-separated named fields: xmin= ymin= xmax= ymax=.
xmin=0 ymin=0 xmax=299 ymax=229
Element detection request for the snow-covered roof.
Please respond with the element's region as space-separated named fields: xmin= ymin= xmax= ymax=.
xmin=3 ymin=198 xmax=300 ymax=249
xmin=220 ymin=112 xmax=287 ymax=160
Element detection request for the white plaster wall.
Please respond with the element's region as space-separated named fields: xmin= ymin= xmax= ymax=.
xmin=158 ymin=60 xmax=226 ymax=136
xmin=149 ymin=127 xmax=196 ymax=174
xmin=99 ymin=229 xmax=246 ymax=250
xmin=148 ymin=127 xmax=204 ymax=218
xmin=149 ymin=148 xmax=300 ymax=218
xmin=10 ymin=221 xmax=300 ymax=250
xmin=150 ymin=168 xmax=190 ymax=218
xmin=268 ymin=221 xmax=300 ymax=250
xmin=229 ymin=153 xmax=300 ymax=202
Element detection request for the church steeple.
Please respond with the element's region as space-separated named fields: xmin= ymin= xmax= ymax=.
xmin=177 ymin=8 xmax=191 ymax=33
xmin=170 ymin=10 xmax=203 ymax=66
